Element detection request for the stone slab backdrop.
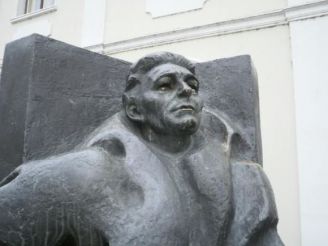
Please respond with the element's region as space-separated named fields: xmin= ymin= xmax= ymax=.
xmin=0 ymin=34 xmax=262 ymax=180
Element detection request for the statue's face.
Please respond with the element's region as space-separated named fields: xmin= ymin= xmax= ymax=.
xmin=137 ymin=63 xmax=203 ymax=135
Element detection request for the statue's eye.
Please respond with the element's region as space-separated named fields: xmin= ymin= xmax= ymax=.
xmin=159 ymin=84 xmax=170 ymax=91
xmin=157 ymin=76 xmax=173 ymax=91
xmin=186 ymin=78 xmax=199 ymax=93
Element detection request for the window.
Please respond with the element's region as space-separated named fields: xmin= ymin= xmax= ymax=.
xmin=17 ymin=0 xmax=55 ymax=15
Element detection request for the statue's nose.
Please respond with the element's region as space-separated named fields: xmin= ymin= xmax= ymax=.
xmin=178 ymin=81 xmax=193 ymax=97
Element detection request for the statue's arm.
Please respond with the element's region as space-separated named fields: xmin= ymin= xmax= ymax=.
xmin=0 ymin=147 xmax=110 ymax=246
xmin=226 ymin=161 xmax=284 ymax=246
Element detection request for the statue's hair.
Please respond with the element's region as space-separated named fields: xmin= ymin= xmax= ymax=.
xmin=125 ymin=52 xmax=195 ymax=92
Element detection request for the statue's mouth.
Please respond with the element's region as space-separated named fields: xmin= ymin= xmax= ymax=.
xmin=173 ymin=105 xmax=196 ymax=112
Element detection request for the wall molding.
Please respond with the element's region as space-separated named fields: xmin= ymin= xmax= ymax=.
xmin=286 ymin=0 xmax=328 ymax=21
xmin=85 ymin=0 xmax=328 ymax=55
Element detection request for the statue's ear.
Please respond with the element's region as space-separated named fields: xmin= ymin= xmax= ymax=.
xmin=123 ymin=76 xmax=144 ymax=123
xmin=123 ymin=95 xmax=144 ymax=123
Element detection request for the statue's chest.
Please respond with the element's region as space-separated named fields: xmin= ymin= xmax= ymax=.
xmin=105 ymin=140 xmax=232 ymax=246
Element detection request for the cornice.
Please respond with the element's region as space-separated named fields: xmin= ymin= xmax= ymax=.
xmin=85 ymin=1 xmax=328 ymax=55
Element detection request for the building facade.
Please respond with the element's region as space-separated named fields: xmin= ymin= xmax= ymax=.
xmin=1 ymin=0 xmax=328 ymax=245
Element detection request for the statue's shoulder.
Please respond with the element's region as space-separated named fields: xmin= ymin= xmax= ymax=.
xmin=80 ymin=112 xmax=137 ymax=152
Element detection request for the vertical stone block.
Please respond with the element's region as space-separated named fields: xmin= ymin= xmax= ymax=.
xmin=0 ymin=34 xmax=131 ymax=179
xmin=0 ymin=35 xmax=261 ymax=181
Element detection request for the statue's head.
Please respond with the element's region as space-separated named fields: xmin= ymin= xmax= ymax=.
xmin=123 ymin=52 xmax=203 ymax=136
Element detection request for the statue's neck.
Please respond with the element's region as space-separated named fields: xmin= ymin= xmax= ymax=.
xmin=119 ymin=112 xmax=193 ymax=154
xmin=140 ymin=125 xmax=192 ymax=154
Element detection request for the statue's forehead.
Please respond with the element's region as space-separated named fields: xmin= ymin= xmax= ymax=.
xmin=146 ymin=63 xmax=193 ymax=81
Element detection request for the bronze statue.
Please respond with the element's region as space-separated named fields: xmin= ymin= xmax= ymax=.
xmin=0 ymin=52 xmax=283 ymax=245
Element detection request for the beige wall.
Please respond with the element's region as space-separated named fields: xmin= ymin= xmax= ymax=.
xmin=105 ymin=0 xmax=287 ymax=43
xmin=0 ymin=0 xmax=303 ymax=245
xmin=0 ymin=0 xmax=84 ymax=59
xmin=50 ymin=0 xmax=84 ymax=45
xmin=0 ymin=0 xmax=16 ymax=59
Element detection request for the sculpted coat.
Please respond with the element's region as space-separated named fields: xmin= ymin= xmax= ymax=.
xmin=0 ymin=111 xmax=282 ymax=246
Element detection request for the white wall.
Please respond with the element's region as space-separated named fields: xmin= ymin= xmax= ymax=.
xmin=290 ymin=15 xmax=328 ymax=246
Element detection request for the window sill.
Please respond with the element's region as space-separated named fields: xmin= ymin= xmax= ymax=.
xmin=10 ymin=5 xmax=57 ymax=24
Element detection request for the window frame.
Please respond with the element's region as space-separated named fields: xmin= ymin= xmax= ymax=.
xmin=11 ymin=0 xmax=57 ymax=24
xmin=17 ymin=0 xmax=55 ymax=16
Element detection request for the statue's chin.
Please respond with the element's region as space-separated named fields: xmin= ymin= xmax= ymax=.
xmin=168 ymin=118 xmax=200 ymax=136
xmin=143 ymin=113 xmax=201 ymax=137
